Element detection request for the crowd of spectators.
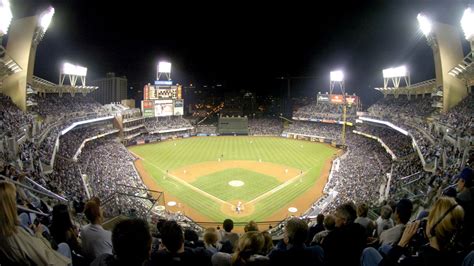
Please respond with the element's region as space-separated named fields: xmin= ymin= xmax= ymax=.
xmin=439 ymin=93 xmax=474 ymax=137
xmin=30 ymin=94 xmax=106 ymax=118
xmin=1 ymin=88 xmax=474 ymax=265
xmin=248 ymin=118 xmax=283 ymax=136
xmin=357 ymin=124 xmax=414 ymax=158
xmin=368 ymin=95 xmax=436 ymax=119
xmin=284 ymin=121 xmax=343 ymax=140
xmin=144 ymin=116 xmax=193 ymax=132
xmin=0 ymin=94 xmax=34 ymax=138
xmin=293 ymin=102 xmax=357 ymax=121
xmin=58 ymin=123 xmax=116 ymax=158
xmin=322 ymin=132 xmax=392 ymax=213
xmin=78 ymin=139 xmax=152 ymax=218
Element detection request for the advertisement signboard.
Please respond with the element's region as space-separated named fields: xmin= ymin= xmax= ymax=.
xmin=330 ymin=94 xmax=344 ymax=104
xmin=317 ymin=95 xmax=330 ymax=102
xmin=142 ymin=100 xmax=155 ymax=117
xmin=173 ymin=99 xmax=184 ymax=115
xmin=345 ymin=96 xmax=356 ymax=105
xmin=143 ymin=85 xmax=149 ymax=100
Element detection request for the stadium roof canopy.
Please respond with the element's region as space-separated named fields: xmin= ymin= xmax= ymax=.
xmin=374 ymin=78 xmax=437 ymax=96
xmin=32 ymin=75 xmax=98 ymax=95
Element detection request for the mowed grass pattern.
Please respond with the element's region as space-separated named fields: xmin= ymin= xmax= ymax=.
xmin=191 ymin=169 xmax=281 ymax=201
xmin=129 ymin=136 xmax=337 ymax=222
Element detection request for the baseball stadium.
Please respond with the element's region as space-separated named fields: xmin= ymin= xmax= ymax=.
xmin=0 ymin=1 xmax=473 ymax=266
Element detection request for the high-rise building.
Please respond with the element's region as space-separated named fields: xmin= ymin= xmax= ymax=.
xmin=91 ymin=72 xmax=127 ymax=104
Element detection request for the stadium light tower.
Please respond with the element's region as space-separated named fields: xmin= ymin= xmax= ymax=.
xmin=417 ymin=13 xmax=436 ymax=49
xmin=59 ymin=62 xmax=88 ymax=86
xmin=329 ymin=70 xmax=348 ymax=146
xmin=2 ymin=5 xmax=55 ymax=111
xmin=33 ymin=6 xmax=54 ymax=45
xmin=329 ymin=70 xmax=345 ymax=96
xmin=0 ymin=0 xmax=13 ymax=38
xmin=417 ymin=12 xmax=466 ymax=112
xmin=461 ymin=7 xmax=474 ymax=51
xmin=157 ymin=61 xmax=171 ymax=81
xmin=382 ymin=65 xmax=410 ymax=90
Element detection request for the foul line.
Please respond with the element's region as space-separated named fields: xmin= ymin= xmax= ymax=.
xmin=139 ymin=158 xmax=233 ymax=207
xmin=247 ymin=170 xmax=310 ymax=204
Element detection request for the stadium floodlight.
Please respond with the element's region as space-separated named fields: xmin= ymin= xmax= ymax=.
xmin=62 ymin=62 xmax=87 ymax=76
xmin=39 ymin=6 xmax=54 ymax=31
xmin=0 ymin=0 xmax=12 ymax=36
xmin=382 ymin=66 xmax=407 ymax=78
xmin=330 ymin=70 xmax=344 ymax=82
xmin=461 ymin=7 xmax=474 ymax=41
xmin=417 ymin=13 xmax=432 ymax=36
xmin=158 ymin=61 xmax=172 ymax=73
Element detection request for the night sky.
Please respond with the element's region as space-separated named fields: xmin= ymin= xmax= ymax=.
xmin=8 ymin=0 xmax=472 ymax=107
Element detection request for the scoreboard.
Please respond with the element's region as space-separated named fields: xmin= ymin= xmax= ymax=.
xmin=143 ymin=84 xmax=182 ymax=100
xmin=142 ymin=83 xmax=184 ymax=117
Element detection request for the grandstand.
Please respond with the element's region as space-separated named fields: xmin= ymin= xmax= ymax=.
xmin=0 ymin=3 xmax=473 ymax=266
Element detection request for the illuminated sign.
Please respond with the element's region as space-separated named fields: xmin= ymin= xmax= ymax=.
xmin=330 ymin=94 xmax=344 ymax=104
xmin=144 ymin=85 xmax=178 ymax=100
xmin=142 ymin=100 xmax=155 ymax=117
xmin=345 ymin=96 xmax=356 ymax=105
xmin=317 ymin=95 xmax=329 ymax=102
xmin=154 ymin=80 xmax=173 ymax=85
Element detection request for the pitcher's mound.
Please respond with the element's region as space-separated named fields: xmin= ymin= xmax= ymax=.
xmin=228 ymin=180 xmax=245 ymax=187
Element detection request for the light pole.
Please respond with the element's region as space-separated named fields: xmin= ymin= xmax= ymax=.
xmin=461 ymin=7 xmax=474 ymax=52
xmin=330 ymin=70 xmax=346 ymax=145
xmin=0 ymin=0 xmax=13 ymax=42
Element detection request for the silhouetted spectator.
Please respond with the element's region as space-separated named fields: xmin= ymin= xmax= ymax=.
xmin=91 ymin=218 xmax=152 ymax=266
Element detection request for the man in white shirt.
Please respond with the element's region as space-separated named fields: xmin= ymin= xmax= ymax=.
xmin=80 ymin=199 xmax=112 ymax=261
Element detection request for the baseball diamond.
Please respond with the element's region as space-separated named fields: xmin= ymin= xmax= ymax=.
xmin=129 ymin=136 xmax=339 ymax=223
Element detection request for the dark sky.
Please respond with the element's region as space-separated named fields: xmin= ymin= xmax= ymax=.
xmin=9 ymin=0 xmax=472 ymax=106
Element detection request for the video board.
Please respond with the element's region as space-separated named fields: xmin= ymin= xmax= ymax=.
xmin=154 ymin=100 xmax=174 ymax=117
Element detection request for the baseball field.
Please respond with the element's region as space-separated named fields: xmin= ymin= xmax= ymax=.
xmin=129 ymin=136 xmax=339 ymax=223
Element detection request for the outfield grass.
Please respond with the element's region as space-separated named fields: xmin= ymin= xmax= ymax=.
xmin=129 ymin=136 xmax=337 ymax=222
